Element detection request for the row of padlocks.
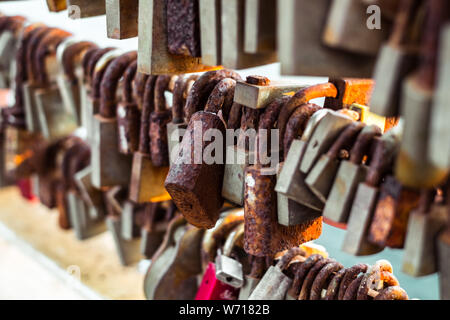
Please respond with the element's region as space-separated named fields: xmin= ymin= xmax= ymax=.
xmin=0 ymin=0 xmax=448 ymax=300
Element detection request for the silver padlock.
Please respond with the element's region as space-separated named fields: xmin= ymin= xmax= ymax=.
xmin=215 ymin=223 xmax=245 ymax=288
xmin=249 ymin=247 xmax=303 ymax=300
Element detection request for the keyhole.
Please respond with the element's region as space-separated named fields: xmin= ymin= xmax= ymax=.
xmin=226 ymin=277 xmax=233 ymax=283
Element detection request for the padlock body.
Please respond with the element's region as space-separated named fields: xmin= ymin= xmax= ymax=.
xmin=91 ymin=115 xmax=132 ymax=188
xmin=57 ymin=77 xmax=82 ymax=125
xmin=342 ymin=183 xmax=383 ymax=256
xmin=141 ymin=227 xmax=166 ymax=259
xmin=222 ymin=145 xmax=251 ymax=206
xmin=238 ymin=275 xmax=260 ymax=300
xmin=195 ymin=262 xmax=239 ymax=300
xmin=248 ymin=265 xmax=292 ymax=300
xmin=275 ymin=140 xmax=324 ymax=211
xmin=305 ymin=154 xmax=340 ymax=203
xmin=129 ymin=151 xmax=170 ymax=203
xmin=397 ymin=76 xmax=449 ymax=188
xmin=323 ymin=160 xmax=368 ymax=223
xmin=74 ymin=166 xmax=106 ymax=218
xmin=402 ymin=206 xmax=448 ymax=277
xmin=35 ymin=86 xmax=78 ymax=141
xmin=106 ymin=215 xmax=142 ymax=266
xmin=368 ymin=176 xmax=420 ymax=248
xmin=23 ymin=83 xmax=42 ymax=132
xmin=165 ymin=111 xmax=226 ymax=229
xmin=371 ymin=44 xmax=416 ymax=117
xmin=215 ymin=254 xmax=244 ymax=288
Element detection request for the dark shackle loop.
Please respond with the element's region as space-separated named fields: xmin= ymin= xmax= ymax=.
xmin=62 ymin=41 xmax=97 ymax=84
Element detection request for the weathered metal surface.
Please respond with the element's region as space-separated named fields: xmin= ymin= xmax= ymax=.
xmin=199 ymin=0 xmax=221 ymax=66
xmin=46 ymin=0 xmax=68 ymax=12
xmin=324 ymin=78 xmax=374 ymax=111
xmin=106 ymin=0 xmax=138 ymax=39
xmin=244 ymin=0 xmax=276 ymax=54
xmin=67 ymin=0 xmax=106 ymax=18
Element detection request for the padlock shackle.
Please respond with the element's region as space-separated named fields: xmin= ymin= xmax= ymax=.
xmin=35 ymin=29 xmax=73 ymax=84
xmin=255 ymin=96 xmax=289 ymax=166
xmin=99 ymin=51 xmax=137 ymax=118
xmin=184 ymin=69 xmax=242 ymax=122
xmin=325 ymin=122 xmax=365 ymax=160
xmin=172 ymin=75 xmax=199 ymax=124
xmin=26 ymin=26 xmax=53 ymax=84
xmin=154 ymin=75 xmax=178 ymax=113
xmin=248 ymin=256 xmax=266 ymax=279
xmin=122 ymin=60 xmax=137 ymax=104
xmin=310 ymin=261 xmax=344 ymax=300
xmin=0 ymin=15 xmax=26 ymax=33
xmin=204 ymin=78 xmax=237 ymax=119
xmin=336 ymin=263 xmax=368 ymax=300
xmin=13 ymin=23 xmax=43 ymax=110
xmin=349 ymin=125 xmax=382 ymax=165
xmin=276 ymin=247 xmax=305 ymax=271
xmin=81 ymin=47 xmax=99 ymax=84
xmin=416 ymin=0 xmax=446 ymax=90
xmin=85 ymin=47 xmax=115 ymax=88
xmin=374 ymin=286 xmax=409 ymax=300
xmin=236 ymin=107 xmax=262 ymax=150
xmin=62 ymin=41 xmax=97 ymax=83
xmin=133 ymin=72 xmax=149 ymax=109
xmin=365 ymin=129 xmax=401 ymax=187
xmin=138 ymin=75 xmax=157 ymax=154
xmin=283 ymin=104 xmax=322 ymax=159
xmin=277 ymin=83 xmax=338 ymax=155
xmin=223 ymin=223 xmax=244 ymax=257
xmin=227 ymin=102 xmax=244 ymax=130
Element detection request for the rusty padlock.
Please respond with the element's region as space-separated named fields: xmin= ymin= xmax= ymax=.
xmin=277 ymin=104 xmax=324 ymax=226
xmin=402 ymin=189 xmax=448 ymax=277
xmin=46 ymin=0 xmax=67 ymax=12
xmin=305 ymin=122 xmax=366 ymax=203
xmin=66 ymin=0 xmax=106 ymax=19
xmin=74 ymin=165 xmax=106 ymax=221
xmin=342 ymin=126 xmax=402 ymax=255
xmin=91 ymin=51 xmax=136 ymax=188
xmin=129 ymin=75 xmax=170 ymax=203
xmin=368 ymin=175 xmax=420 ymax=248
xmin=165 ymin=73 xmax=241 ymax=229
xmin=106 ymin=0 xmax=138 ymax=39
xmin=323 ymin=125 xmax=382 ymax=223
xmin=396 ymin=0 xmax=449 ymax=188
xmin=117 ymin=60 xmax=140 ymax=155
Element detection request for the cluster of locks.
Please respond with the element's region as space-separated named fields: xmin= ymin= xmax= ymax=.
xmin=0 ymin=0 xmax=449 ymax=300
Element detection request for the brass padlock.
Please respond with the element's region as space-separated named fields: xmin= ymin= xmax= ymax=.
xmin=129 ymin=75 xmax=170 ymax=203
xmin=368 ymin=175 xmax=420 ymax=248
xmin=138 ymin=0 xmax=214 ymax=74
xmin=305 ymin=122 xmax=365 ymax=203
xmin=402 ymin=189 xmax=448 ymax=277
xmin=46 ymin=0 xmax=67 ymax=12
xmin=106 ymin=0 xmax=138 ymax=39
xmin=165 ymin=76 xmax=239 ymax=229
xmin=91 ymin=51 xmax=136 ymax=188
xmin=396 ymin=0 xmax=449 ymax=188
xmin=322 ymin=0 xmax=389 ymax=55
xmin=244 ymin=0 xmax=276 ymax=54
xmin=117 ymin=60 xmax=140 ymax=155
xmin=277 ymin=0 xmax=375 ymax=77
xmin=342 ymin=127 xmax=402 ymax=255
xmin=221 ymin=0 xmax=277 ymax=69
xmin=370 ymin=0 xmax=422 ymax=117
xmin=323 ymin=125 xmax=382 ymax=223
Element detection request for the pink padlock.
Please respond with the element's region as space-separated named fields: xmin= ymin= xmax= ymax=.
xmin=195 ymin=262 xmax=239 ymax=300
xmin=17 ymin=178 xmax=35 ymax=201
